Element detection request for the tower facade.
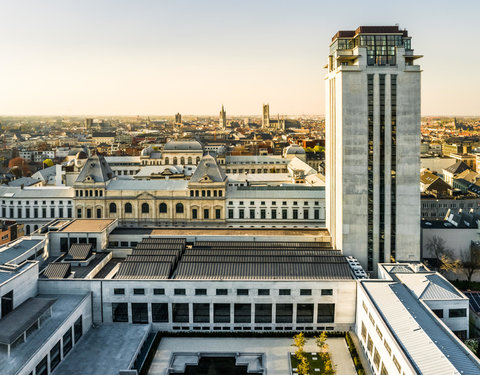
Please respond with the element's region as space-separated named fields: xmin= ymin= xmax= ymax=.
xmin=262 ymin=104 xmax=270 ymax=128
xmin=325 ymin=26 xmax=421 ymax=271
xmin=219 ymin=105 xmax=226 ymax=129
xmin=175 ymin=113 xmax=182 ymax=124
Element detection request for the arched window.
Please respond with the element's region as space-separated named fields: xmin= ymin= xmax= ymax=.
xmin=188 ymin=157 xmax=192 ymax=165
xmin=165 ymin=157 xmax=169 ymax=165
xmin=159 ymin=203 xmax=167 ymax=213
xmin=196 ymin=157 xmax=200 ymax=164
xmin=125 ymin=203 xmax=132 ymax=214
xmin=173 ymin=157 xmax=178 ymax=165
xmin=34 ymin=225 xmax=38 ymax=231
xmin=109 ymin=203 xmax=117 ymax=214
xmin=25 ymin=225 xmax=30 ymax=235
xmin=176 ymin=203 xmax=184 ymax=214
xmin=142 ymin=203 xmax=150 ymax=214
xmin=180 ymin=157 xmax=185 ymax=165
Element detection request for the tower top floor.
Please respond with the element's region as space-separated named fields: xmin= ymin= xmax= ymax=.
xmin=328 ymin=25 xmax=421 ymax=71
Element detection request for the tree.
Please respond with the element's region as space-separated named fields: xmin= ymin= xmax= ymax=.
xmin=460 ymin=246 xmax=480 ymax=288
xmin=425 ymin=236 xmax=460 ymax=274
xmin=292 ymin=332 xmax=306 ymax=360
xmin=465 ymin=339 xmax=480 ymax=357
xmin=315 ymin=331 xmax=328 ymax=353
xmin=8 ymin=157 xmax=31 ymax=177
xmin=313 ymin=145 xmax=325 ymax=153
xmin=323 ymin=356 xmax=336 ymax=375
xmin=297 ymin=355 xmax=310 ymax=375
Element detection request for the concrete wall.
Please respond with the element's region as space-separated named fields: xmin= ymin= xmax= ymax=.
xmin=0 ymin=262 xmax=38 ymax=316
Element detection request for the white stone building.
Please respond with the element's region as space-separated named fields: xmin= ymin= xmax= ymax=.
xmin=326 ymin=25 xmax=421 ymax=271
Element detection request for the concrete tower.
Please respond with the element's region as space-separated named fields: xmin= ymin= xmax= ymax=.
xmin=219 ymin=105 xmax=227 ymax=129
xmin=325 ymin=26 xmax=422 ymax=272
xmin=175 ymin=113 xmax=182 ymax=124
xmin=262 ymin=104 xmax=270 ymax=129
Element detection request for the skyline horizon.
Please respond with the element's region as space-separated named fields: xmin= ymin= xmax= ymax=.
xmin=1 ymin=1 xmax=479 ymax=117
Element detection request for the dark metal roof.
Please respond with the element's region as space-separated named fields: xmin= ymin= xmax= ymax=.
xmin=43 ymin=263 xmax=71 ymax=279
xmin=194 ymin=241 xmax=332 ymax=248
xmin=0 ymin=297 xmax=56 ymax=345
xmin=125 ymin=255 xmax=177 ymax=263
xmin=181 ymin=255 xmax=345 ymax=263
xmin=185 ymin=249 xmax=338 ymax=256
xmin=141 ymin=238 xmax=186 ymax=245
xmin=465 ymin=292 xmax=480 ymax=313
xmin=115 ymin=262 xmax=171 ymax=279
xmin=66 ymin=243 xmax=92 ymax=260
xmin=174 ymin=262 xmax=352 ymax=280
xmin=131 ymin=249 xmax=183 ymax=257
xmin=135 ymin=243 xmax=185 ymax=250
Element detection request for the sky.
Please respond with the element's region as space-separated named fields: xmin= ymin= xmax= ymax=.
xmin=0 ymin=0 xmax=479 ymax=117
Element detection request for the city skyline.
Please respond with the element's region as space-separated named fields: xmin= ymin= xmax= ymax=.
xmin=1 ymin=0 xmax=479 ymax=116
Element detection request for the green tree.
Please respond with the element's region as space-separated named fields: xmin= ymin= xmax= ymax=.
xmin=297 ymin=355 xmax=310 ymax=375
xmin=315 ymin=331 xmax=328 ymax=353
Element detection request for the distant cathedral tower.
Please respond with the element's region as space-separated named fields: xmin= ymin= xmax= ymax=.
xmin=219 ymin=105 xmax=227 ymax=129
xmin=175 ymin=113 xmax=182 ymax=124
xmin=262 ymin=104 xmax=270 ymax=128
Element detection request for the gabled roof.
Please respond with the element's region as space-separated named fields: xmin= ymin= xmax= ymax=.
xmin=189 ymin=155 xmax=226 ymax=183
xmin=66 ymin=243 xmax=92 ymax=260
xmin=420 ymin=170 xmax=439 ymax=185
xmin=444 ymin=161 xmax=470 ymax=175
xmin=455 ymin=169 xmax=479 ymax=183
xmin=75 ymin=154 xmax=114 ymax=183
xmin=43 ymin=263 xmax=71 ymax=279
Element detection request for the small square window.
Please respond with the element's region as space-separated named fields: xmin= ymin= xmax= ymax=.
xmin=282 ymin=201 xmax=287 ymax=206
xmin=216 ymin=289 xmax=228 ymax=296
xmin=300 ymin=289 xmax=312 ymax=296
xmin=321 ymin=289 xmax=333 ymax=296
xmin=258 ymin=289 xmax=270 ymax=296
xmin=174 ymin=288 xmax=186 ymax=296
xmin=133 ymin=288 xmax=145 ymax=295
xmin=279 ymin=289 xmax=291 ymax=296
xmin=293 ymin=201 xmax=298 ymax=206
xmin=261 ymin=201 xmax=265 ymax=205
xmin=114 ymin=288 xmax=125 ymax=295
xmin=250 ymin=201 xmax=254 ymax=206
xmin=272 ymin=201 xmax=276 ymax=205
xmin=153 ymin=288 xmax=165 ymax=295
xmin=237 ymin=289 xmax=249 ymax=296
xmin=195 ymin=289 xmax=207 ymax=296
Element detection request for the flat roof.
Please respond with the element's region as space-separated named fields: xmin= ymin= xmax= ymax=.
xmin=0 ymin=294 xmax=89 ymax=375
xmin=362 ymin=281 xmax=480 ymax=375
xmin=0 ymin=297 xmax=56 ymax=345
xmin=150 ymin=228 xmax=330 ymax=237
xmin=60 ymin=219 xmax=115 ymax=233
xmin=0 ymin=238 xmax=44 ymax=266
xmin=52 ymin=324 xmax=149 ymax=375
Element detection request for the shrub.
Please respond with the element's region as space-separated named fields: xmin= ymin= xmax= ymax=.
xmin=345 ymin=332 xmax=365 ymax=375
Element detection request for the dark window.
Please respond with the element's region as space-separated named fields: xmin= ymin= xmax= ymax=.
xmin=195 ymin=289 xmax=207 ymax=296
xmin=276 ymin=304 xmax=293 ymax=323
xmin=114 ymin=288 xmax=125 ymax=295
xmin=50 ymin=341 xmax=61 ymax=371
xmin=239 ymin=209 xmax=244 ymax=219
xmin=297 ymin=304 xmax=314 ymax=323
xmin=203 ymin=209 xmax=209 ymax=219
xmin=172 ymin=303 xmax=189 ymax=323
xmin=255 ymin=304 xmax=272 ymax=323
xmin=237 ymin=289 xmax=249 ymax=296
xmin=250 ymin=209 xmax=255 ymax=219
xmin=303 ymin=209 xmax=309 ymax=219
xmin=271 ymin=209 xmax=277 ymax=219
xmin=215 ymin=208 xmax=221 ymax=219
xmin=62 ymin=328 xmax=72 ymax=357
xmin=36 ymin=355 xmax=48 ymax=375
xmin=432 ymin=309 xmax=443 ymax=318
xmin=282 ymin=209 xmax=288 ymax=219
xmin=317 ymin=303 xmax=335 ymax=323
xmin=1 ymin=290 xmax=13 ymax=318
xmin=314 ymin=209 xmax=320 ymax=220
xmin=193 ymin=303 xmax=210 ymax=323
xmin=159 ymin=203 xmax=167 ymax=213
xmin=74 ymin=316 xmax=83 ymax=343
xmin=141 ymin=203 xmax=149 ymax=214
xmin=86 ymin=208 xmax=92 ymax=218
xmin=133 ymin=288 xmax=145 ymax=295
xmin=216 ymin=289 xmax=228 ymax=296
xmin=279 ymin=289 xmax=291 ymax=296
xmin=228 ymin=209 xmax=234 ymax=219
xmin=112 ymin=303 xmax=129 ymax=322
xmin=174 ymin=288 xmax=186 ymax=296
xmin=214 ymin=304 xmax=230 ymax=323
xmin=96 ymin=208 xmax=102 ymax=218
xmin=321 ymin=289 xmax=333 ymax=296
xmin=234 ymin=304 xmax=251 ymax=323
xmin=109 ymin=203 xmax=117 ymax=213
xmin=293 ymin=209 xmax=298 ymax=219
xmin=153 ymin=288 xmax=165 ymax=295
xmin=176 ymin=203 xmax=184 ymax=214
xmin=125 ymin=203 xmax=132 ymax=213
xmin=449 ymin=308 xmax=467 ymax=318
xmin=152 ymin=303 xmax=168 ymax=322
xmin=258 ymin=289 xmax=270 ymax=296
xmin=300 ymin=289 xmax=312 ymax=296
xmin=260 ymin=209 xmax=266 ymax=219
xmin=192 ymin=208 xmax=198 ymax=219
xmin=132 ymin=303 xmax=148 ymax=324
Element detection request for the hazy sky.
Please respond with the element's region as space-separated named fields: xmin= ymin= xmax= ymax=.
xmin=0 ymin=0 xmax=478 ymax=116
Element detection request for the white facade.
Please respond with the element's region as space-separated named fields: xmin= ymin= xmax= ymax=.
xmin=326 ymin=26 xmax=421 ymax=271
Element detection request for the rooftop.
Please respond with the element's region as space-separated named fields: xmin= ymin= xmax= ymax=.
xmin=363 ymin=281 xmax=480 ymax=374
xmin=59 ymin=219 xmax=116 ymax=233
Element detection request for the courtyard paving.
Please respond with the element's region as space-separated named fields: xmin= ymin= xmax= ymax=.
xmin=148 ymin=336 xmax=356 ymax=375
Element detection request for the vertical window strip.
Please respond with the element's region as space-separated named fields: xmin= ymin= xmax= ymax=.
xmin=367 ymin=74 xmax=374 ymax=271
xmin=391 ymin=74 xmax=397 ymax=260
xmin=379 ymin=74 xmax=386 ymax=263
